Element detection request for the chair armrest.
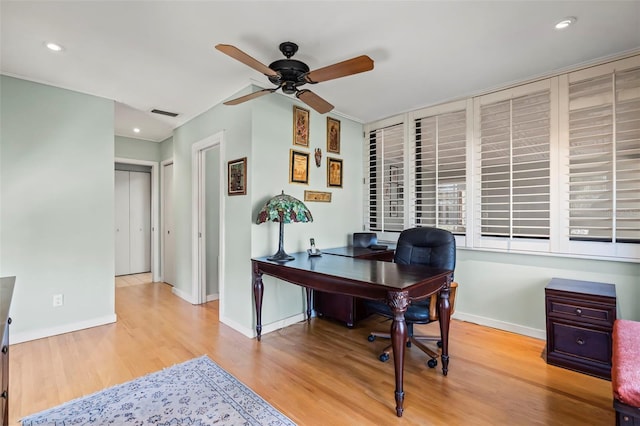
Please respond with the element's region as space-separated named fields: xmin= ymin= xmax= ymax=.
xmin=429 ymin=281 xmax=458 ymax=321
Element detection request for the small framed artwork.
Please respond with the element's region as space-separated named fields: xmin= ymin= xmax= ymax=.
xmin=327 ymin=117 xmax=340 ymax=154
xmin=327 ymin=157 xmax=343 ymax=188
xmin=293 ymin=105 xmax=310 ymax=147
xmin=227 ymin=157 xmax=247 ymax=196
xmin=290 ymin=149 xmax=309 ymax=184
xmin=304 ymin=190 xmax=332 ymax=202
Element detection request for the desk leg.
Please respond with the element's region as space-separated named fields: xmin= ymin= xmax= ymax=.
xmin=253 ymin=264 xmax=264 ymax=341
xmin=305 ymin=288 xmax=312 ymax=322
xmin=438 ymin=278 xmax=452 ymax=376
xmin=388 ymin=290 xmax=409 ymax=417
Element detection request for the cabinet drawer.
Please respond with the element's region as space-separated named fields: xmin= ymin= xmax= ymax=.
xmin=546 ymin=297 xmax=615 ymax=326
xmin=550 ymin=321 xmax=612 ymax=364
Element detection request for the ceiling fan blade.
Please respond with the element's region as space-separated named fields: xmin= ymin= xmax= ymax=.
xmin=304 ymin=55 xmax=374 ymax=83
xmin=215 ymin=44 xmax=279 ymax=78
xmin=296 ymin=90 xmax=334 ymax=114
xmin=224 ymin=88 xmax=277 ymax=106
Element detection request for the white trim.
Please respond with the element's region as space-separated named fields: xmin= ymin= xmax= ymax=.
xmin=453 ymin=311 xmax=546 ymax=341
xmin=191 ymin=131 xmax=224 ymax=305
xmin=206 ymin=293 xmax=220 ymax=302
xmin=220 ymin=312 xmax=307 ymax=339
xmin=160 ymin=159 xmax=174 ymax=284
xmin=171 ymin=285 xmax=196 ymax=304
xmin=114 ymin=157 xmax=160 ymax=282
xmin=11 ymin=314 xmax=117 ymax=344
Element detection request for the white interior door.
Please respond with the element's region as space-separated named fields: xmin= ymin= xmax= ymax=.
xmin=163 ymin=163 xmax=176 ymax=285
xmin=115 ymin=170 xmax=131 ymax=276
xmin=129 ymin=171 xmax=151 ymax=274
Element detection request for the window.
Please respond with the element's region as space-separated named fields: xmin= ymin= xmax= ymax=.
xmin=477 ymin=86 xmax=551 ymax=241
xmin=567 ymin=66 xmax=640 ymax=244
xmin=366 ymin=121 xmax=404 ymax=233
xmin=363 ymin=54 xmax=640 ymax=262
xmin=410 ymin=104 xmax=467 ymax=234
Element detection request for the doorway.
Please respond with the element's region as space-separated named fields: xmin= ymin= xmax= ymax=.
xmin=191 ymin=131 xmax=223 ymax=305
xmin=114 ymin=158 xmax=160 ymax=282
xmin=162 ymin=160 xmax=175 ymax=285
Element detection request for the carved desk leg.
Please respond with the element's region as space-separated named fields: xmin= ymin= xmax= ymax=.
xmin=253 ymin=263 xmax=264 ymax=341
xmin=388 ymin=290 xmax=409 ymax=417
xmin=438 ymin=277 xmax=452 ymax=376
xmin=305 ymin=288 xmax=312 ymax=322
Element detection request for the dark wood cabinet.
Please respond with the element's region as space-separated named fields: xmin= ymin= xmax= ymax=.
xmin=314 ymin=246 xmax=394 ymax=327
xmin=545 ymin=278 xmax=616 ymax=380
xmin=0 ymin=277 xmax=15 ymax=426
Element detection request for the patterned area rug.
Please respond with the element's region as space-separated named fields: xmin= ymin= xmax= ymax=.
xmin=22 ymin=355 xmax=296 ymax=425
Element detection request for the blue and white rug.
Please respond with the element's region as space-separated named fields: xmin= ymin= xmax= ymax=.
xmin=22 ymin=355 xmax=296 ymax=425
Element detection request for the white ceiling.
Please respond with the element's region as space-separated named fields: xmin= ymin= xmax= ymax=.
xmin=2 ymin=1 xmax=639 ymax=142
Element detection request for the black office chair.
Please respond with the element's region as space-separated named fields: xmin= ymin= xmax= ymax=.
xmin=365 ymin=227 xmax=457 ymax=368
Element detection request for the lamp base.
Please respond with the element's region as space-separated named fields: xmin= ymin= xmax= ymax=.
xmin=267 ymin=250 xmax=295 ymax=262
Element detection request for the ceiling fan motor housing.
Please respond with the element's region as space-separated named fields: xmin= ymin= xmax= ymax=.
xmin=268 ymin=59 xmax=310 ymax=93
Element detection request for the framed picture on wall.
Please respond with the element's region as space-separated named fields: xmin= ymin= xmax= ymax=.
xmin=293 ymin=105 xmax=310 ymax=147
xmin=327 ymin=117 xmax=340 ymax=154
xmin=327 ymin=157 xmax=343 ymax=188
xmin=290 ymin=149 xmax=309 ymax=184
xmin=227 ymin=157 xmax=247 ymax=195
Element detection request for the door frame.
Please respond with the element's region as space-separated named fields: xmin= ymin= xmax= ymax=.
xmin=191 ymin=131 xmax=224 ymax=305
xmin=114 ymin=157 xmax=160 ymax=282
xmin=160 ymin=158 xmax=174 ymax=284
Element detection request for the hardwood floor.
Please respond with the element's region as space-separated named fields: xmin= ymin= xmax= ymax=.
xmin=11 ymin=275 xmax=614 ymax=425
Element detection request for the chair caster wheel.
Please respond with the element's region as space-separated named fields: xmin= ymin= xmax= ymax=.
xmin=368 ymin=335 xmax=376 ymax=342
xmin=379 ymin=353 xmax=390 ymax=362
xmin=427 ymin=358 xmax=438 ymax=368
xmin=437 ymin=340 xmax=443 ymax=348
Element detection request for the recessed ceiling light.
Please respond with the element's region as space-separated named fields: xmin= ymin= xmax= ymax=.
xmin=45 ymin=42 xmax=64 ymax=52
xmin=555 ymin=17 xmax=577 ymax=30
xmin=133 ymin=128 xmax=141 ymax=133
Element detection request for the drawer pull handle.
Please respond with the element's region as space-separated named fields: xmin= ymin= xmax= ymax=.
xmin=1 ymin=346 xmax=6 ymax=354
xmin=575 ymin=308 xmax=582 ymax=315
xmin=7 ymin=317 xmax=11 ymax=325
xmin=0 ymin=391 xmax=6 ymax=399
xmin=576 ymin=338 xmax=585 ymax=345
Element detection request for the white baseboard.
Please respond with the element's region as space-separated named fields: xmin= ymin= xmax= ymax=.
xmin=11 ymin=314 xmax=117 ymax=344
xmin=453 ymin=311 xmax=546 ymax=340
xmin=206 ymin=293 xmax=219 ymax=302
xmin=220 ymin=312 xmax=307 ymax=339
xmin=171 ymin=286 xmax=196 ymax=304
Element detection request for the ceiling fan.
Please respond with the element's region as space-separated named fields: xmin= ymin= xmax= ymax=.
xmin=215 ymin=42 xmax=374 ymax=114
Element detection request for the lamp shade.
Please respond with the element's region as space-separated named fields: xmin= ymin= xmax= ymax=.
xmin=256 ymin=191 xmax=313 ymax=225
xmin=256 ymin=191 xmax=313 ymax=261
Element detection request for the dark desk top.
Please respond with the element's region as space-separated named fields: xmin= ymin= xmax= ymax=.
xmin=252 ymin=252 xmax=450 ymax=295
xmin=322 ymin=245 xmax=396 ymax=258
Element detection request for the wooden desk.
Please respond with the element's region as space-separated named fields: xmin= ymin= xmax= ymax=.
xmin=251 ymin=253 xmax=453 ymax=417
xmin=316 ymin=246 xmax=395 ymax=326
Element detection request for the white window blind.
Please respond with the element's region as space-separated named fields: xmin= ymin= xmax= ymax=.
xmin=367 ymin=123 xmax=404 ymax=232
xmin=479 ymin=90 xmax=551 ymax=239
xmin=412 ymin=110 xmax=466 ymax=233
xmin=568 ymin=66 xmax=640 ymax=243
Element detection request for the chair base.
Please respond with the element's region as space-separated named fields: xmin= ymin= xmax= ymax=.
xmin=368 ymin=331 xmax=441 ymax=368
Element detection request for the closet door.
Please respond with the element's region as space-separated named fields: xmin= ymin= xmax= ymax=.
xmin=114 ymin=170 xmax=131 ymax=276
xmin=129 ymin=171 xmax=151 ymax=274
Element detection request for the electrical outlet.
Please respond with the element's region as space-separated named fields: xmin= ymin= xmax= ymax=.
xmin=53 ymin=294 xmax=64 ymax=307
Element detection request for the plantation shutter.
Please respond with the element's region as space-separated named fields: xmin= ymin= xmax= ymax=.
xmin=368 ymin=123 xmax=404 ymax=232
xmin=568 ymin=66 xmax=640 ymax=243
xmin=412 ymin=110 xmax=466 ymax=233
xmin=479 ymin=90 xmax=551 ymax=238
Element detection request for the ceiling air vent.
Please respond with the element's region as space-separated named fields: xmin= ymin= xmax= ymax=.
xmin=151 ymin=109 xmax=179 ymax=117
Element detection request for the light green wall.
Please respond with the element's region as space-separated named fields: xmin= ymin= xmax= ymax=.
xmin=160 ymin=136 xmax=173 ymax=161
xmin=115 ymin=135 xmax=161 ymax=162
xmin=0 ymin=76 xmax=115 ymax=340
xmin=205 ymin=146 xmax=220 ymax=296
xmin=454 ymin=250 xmax=640 ymax=337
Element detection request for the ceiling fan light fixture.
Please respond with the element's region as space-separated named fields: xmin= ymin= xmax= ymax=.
xmin=555 ymin=17 xmax=577 ymax=30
